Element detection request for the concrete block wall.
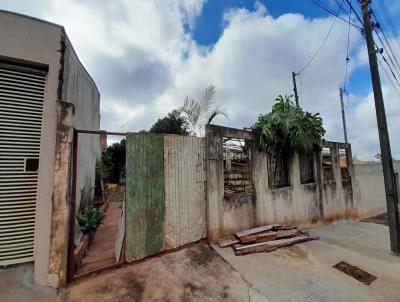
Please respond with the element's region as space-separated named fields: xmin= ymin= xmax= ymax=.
xmin=206 ymin=125 xmax=354 ymax=241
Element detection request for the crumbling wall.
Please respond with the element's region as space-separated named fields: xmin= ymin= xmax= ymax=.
xmin=206 ymin=125 xmax=354 ymax=241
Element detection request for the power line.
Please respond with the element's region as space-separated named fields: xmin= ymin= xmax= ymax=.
xmin=377 ymin=0 xmax=400 ymax=52
xmin=350 ymin=2 xmax=400 ymax=92
xmin=378 ymin=58 xmax=400 ymax=99
xmin=343 ymin=0 xmax=352 ymax=92
xmin=298 ymin=0 xmax=345 ymax=74
xmin=308 ymin=0 xmax=362 ymax=30
xmin=344 ymin=0 xmax=364 ymax=28
xmin=371 ymin=11 xmax=400 ymax=76
xmin=380 ymin=53 xmax=400 ymax=87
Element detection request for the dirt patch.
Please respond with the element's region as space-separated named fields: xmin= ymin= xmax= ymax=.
xmin=65 ymin=243 xmax=251 ymax=302
xmin=333 ymin=261 xmax=377 ymax=285
xmin=181 ymin=282 xmax=207 ymax=301
xmin=185 ymin=244 xmax=218 ymax=267
xmin=285 ymin=245 xmax=309 ymax=260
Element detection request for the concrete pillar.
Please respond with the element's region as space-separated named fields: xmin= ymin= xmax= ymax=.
xmin=205 ymin=126 xmax=224 ymax=242
xmin=46 ymin=101 xmax=75 ymax=287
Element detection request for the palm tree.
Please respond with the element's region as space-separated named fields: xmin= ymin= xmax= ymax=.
xmin=180 ymin=85 xmax=228 ymax=136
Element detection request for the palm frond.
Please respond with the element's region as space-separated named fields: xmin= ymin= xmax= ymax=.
xmin=180 ymin=96 xmax=200 ymax=126
xmin=207 ymin=106 xmax=229 ymax=125
xmin=180 ymin=85 xmax=228 ymax=135
xmin=198 ymin=85 xmax=216 ymax=127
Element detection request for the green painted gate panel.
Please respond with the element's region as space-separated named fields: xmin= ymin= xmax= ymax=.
xmin=125 ymin=133 xmax=165 ymax=261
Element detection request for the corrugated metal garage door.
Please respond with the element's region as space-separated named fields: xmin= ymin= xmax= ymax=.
xmin=0 ymin=64 xmax=45 ymax=265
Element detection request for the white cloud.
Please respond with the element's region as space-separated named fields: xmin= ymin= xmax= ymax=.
xmin=1 ymin=0 xmax=399 ymax=160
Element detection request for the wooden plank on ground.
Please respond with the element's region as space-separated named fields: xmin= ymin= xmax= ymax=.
xmin=218 ymin=235 xmax=239 ymax=248
xmin=235 ymin=224 xmax=280 ymax=239
xmin=276 ymin=229 xmax=300 ymax=239
xmin=234 ymin=235 xmax=315 ymax=256
xmin=239 ymin=231 xmax=277 ymax=244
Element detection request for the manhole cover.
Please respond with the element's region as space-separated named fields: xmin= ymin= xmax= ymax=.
xmin=333 ymin=261 xmax=377 ymax=285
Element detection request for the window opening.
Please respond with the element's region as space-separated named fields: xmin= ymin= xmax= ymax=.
xmin=223 ymin=138 xmax=253 ymax=194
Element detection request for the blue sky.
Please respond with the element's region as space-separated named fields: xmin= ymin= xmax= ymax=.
xmin=193 ymin=0 xmax=374 ymax=97
xmin=194 ymin=0 xmax=334 ymax=45
xmin=1 ymin=0 xmax=399 ymax=159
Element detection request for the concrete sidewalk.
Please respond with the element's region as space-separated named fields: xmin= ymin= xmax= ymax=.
xmin=213 ymin=220 xmax=400 ymax=302
xmin=0 ymin=264 xmax=57 ymax=302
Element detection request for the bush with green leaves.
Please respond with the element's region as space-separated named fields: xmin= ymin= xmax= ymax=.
xmin=78 ymin=207 xmax=105 ymax=234
xmin=253 ymin=95 xmax=325 ymax=156
xmin=77 ymin=186 xmax=105 ymax=234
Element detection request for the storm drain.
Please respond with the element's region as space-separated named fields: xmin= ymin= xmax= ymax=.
xmin=333 ymin=261 xmax=377 ymax=285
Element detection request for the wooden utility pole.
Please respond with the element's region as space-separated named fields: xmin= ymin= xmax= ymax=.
xmin=292 ymin=71 xmax=299 ymax=107
xmin=360 ymin=0 xmax=400 ymax=254
xmin=339 ymin=88 xmax=348 ymax=144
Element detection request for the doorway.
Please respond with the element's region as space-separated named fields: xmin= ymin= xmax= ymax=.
xmin=67 ymin=130 xmax=126 ymax=282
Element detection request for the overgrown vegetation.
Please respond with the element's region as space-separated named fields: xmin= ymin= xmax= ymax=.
xmin=77 ymin=187 xmax=105 ymax=234
xmin=99 ymin=139 xmax=126 ymax=184
xmin=78 ymin=207 xmax=105 ymax=234
xmin=252 ymin=95 xmax=325 ymax=156
xmin=149 ymin=109 xmax=190 ymax=135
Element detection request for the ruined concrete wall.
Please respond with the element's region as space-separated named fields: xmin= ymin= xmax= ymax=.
xmin=253 ymin=152 xmax=322 ymax=228
xmin=47 ymin=101 xmax=74 ymax=287
xmin=353 ymin=161 xmax=400 ymax=218
xmin=206 ymin=125 xmax=354 ymax=240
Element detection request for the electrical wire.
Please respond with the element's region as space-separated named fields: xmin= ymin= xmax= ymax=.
xmin=345 ymin=0 xmax=364 ymax=28
xmin=343 ymin=0 xmax=352 ymax=93
xmin=377 ymin=0 xmax=400 ymax=52
xmin=380 ymin=54 xmax=400 ymax=87
xmin=378 ymin=57 xmax=400 ymax=99
xmin=308 ymin=0 xmax=362 ymax=30
xmin=309 ymin=0 xmax=400 ymax=106
xmin=298 ymin=0 xmax=345 ymax=74
xmin=371 ymin=11 xmax=400 ymax=76
xmin=344 ymin=0 xmax=400 ymax=91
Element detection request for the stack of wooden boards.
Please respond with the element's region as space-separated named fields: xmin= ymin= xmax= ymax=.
xmin=218 ymin=224 xmax=318 ymax=255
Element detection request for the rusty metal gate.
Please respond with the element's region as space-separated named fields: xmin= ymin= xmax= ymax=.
xmin=125 ymin=134 xmax=206 ymax=261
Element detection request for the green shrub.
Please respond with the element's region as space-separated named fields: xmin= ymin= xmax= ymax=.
xmin=78 ymin=207 xmax=105 ymax=234
xmin=253 ymin=95 xmax=325 ymax=156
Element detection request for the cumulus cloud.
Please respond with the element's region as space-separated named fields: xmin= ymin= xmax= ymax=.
xmin=1 ymin=0 xmax=399 ymax=159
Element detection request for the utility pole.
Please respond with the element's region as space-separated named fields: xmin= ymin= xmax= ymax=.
xmin=292 ymin=71 xmax=299 ymax=107
xmin=360 ymin=0 xmax=400 ymax=254
xmin=339 ymin=88 xmax=348 ymax=144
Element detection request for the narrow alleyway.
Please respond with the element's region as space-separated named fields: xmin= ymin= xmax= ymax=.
xmin=75 ymin=185 xmax=125 ymax=276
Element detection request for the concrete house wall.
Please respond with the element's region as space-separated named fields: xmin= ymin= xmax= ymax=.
xmin=0 ymin=11 xmax=100 ymax=287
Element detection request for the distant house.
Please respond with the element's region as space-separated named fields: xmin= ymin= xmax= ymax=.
xmin=0 ymin=10 xmax=101 ymax=287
